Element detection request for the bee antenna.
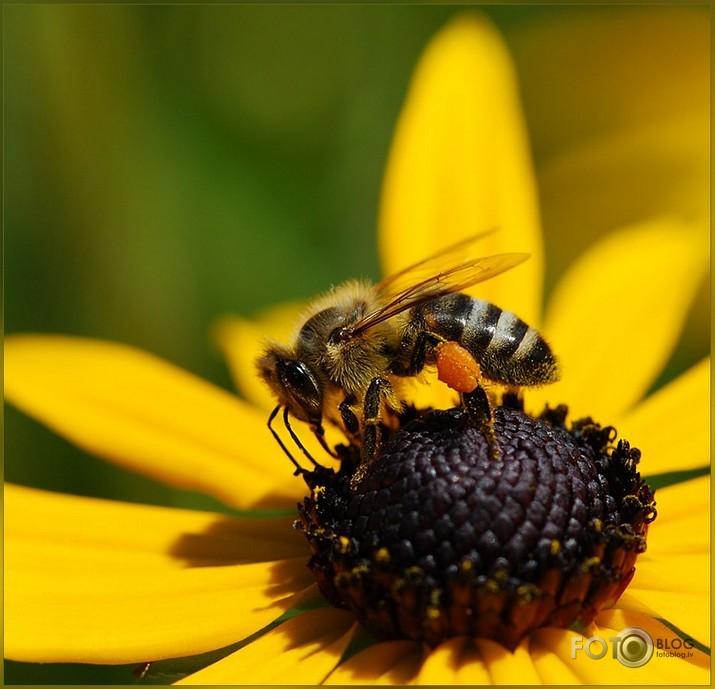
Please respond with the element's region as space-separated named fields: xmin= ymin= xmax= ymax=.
xmin=267 ymin=405 xmax=304 ymax=476
xmin=282 ymin=406 xmax=322 ymax=469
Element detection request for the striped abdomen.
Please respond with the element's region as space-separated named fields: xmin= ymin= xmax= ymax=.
xmin=413 ymin=293 xmax=560 ymax=387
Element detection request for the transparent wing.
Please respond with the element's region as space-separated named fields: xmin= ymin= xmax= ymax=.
xmin=375 ymin=229 xmax=498 ymax=296
xmin=352 ymin=251 xmax=530 ymax=335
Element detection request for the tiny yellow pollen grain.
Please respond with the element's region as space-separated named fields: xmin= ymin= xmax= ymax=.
xmin=426 ymin=606 xmax=442 ymax=620
xmin=485 ymin=579 xmax=500 ymax=593
xmin=550 ymin=539 xmax=562 ymax=555
xmin=517 ymin=584 xmax=540 ymax=602
xmin=581 ymin=556 xmax=601 ymax=573
xmin=375 ymin=547 xmax=390 ymax=563
xmin=493 ymin=569 xmax=508 ymax=583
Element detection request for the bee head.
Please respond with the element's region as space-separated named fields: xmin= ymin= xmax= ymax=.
xmin=257 ymin=345 xmax=324 ymax=425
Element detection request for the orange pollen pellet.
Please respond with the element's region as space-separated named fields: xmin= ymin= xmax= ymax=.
xmin=435 ymin=341 xmax=480 ymax=393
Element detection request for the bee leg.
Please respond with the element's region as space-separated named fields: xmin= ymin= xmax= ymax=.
xmin=461 ymin=386 xmax=501 ymax=460
xmin=350 ymin=377 xmax=392 ymax=490
xmin=501 ymin=386 xmax=524 ymax=411
xmin=390 ymin=331 xmax=441 ymax=377
xmin=339 ymin=395 xmax=360 ymax=439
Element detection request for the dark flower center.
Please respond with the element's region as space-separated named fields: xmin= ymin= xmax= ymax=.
xmin=296 ymin=399 xmax=656 ymax=650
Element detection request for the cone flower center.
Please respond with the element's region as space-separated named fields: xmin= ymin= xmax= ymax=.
xmin=296 ymin=399 xmax=656 ymax=649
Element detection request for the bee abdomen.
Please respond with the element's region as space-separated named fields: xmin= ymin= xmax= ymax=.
xmin=419 ymin=294 xmax=559 ymax=387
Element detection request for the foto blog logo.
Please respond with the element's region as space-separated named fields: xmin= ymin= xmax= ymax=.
xmin=571 ymin=627 xmax=655 ymax=668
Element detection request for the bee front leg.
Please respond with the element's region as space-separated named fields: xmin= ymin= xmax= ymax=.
xmin=350 ymin=377 xmax=392 ymax=490
xmin=461 ymin=386 xmax=501 ymax=460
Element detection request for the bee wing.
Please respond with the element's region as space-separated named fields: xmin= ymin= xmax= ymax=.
xmin=375 ymin=229 xmax=498 ymax=295
xmin=352 ymin=251 xmax=530 ymax=335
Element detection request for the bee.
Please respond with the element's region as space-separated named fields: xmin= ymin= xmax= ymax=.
xmin=257 ymin=232 xmax=560 ymax=484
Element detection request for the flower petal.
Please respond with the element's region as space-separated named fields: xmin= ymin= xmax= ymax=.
xmin=595 ymin=610 xmax=710 ymax=680
xmin=515 ymin=8 xmax=709 ymax=278
xmin=5 ymin=334 xmax=303 ymax=509
xmin=324 ymin=640 xmax=425 ymax=685
xmin=5 ymin=483 xmax=306 ymax=568
xmin=616 ymin=589 xmax=710 ymax=651
xmin=644 ymin=475 xmax=709 ymax=555
xmin=532 ymin=219 xmax=707 ymax=421
xmin=532 ymin=615 xmax=709 ymax=684
xmin=176 ymin=609 xmax=355 ymax=685
xmin=378 ymin=13 xmax=543 ymax=325
xmin=6 ymin=545 xmax=314 ymax=664
xmin=415 ymin=637 xmax=543 ymax=685
xmin=616 ymin=358 xmax=710 ymax=475
xmin=473 ymin=638 xmax=542 ymax=684
xmin=413 ymin=637 xmax=490 ymax=685
xmin=527 ymin=634 xmax=582 ymax=684
xmin=623 ymin=554 xmax=710 ymax=648
xmin=614 ymin=477 xmax=710 ymax=646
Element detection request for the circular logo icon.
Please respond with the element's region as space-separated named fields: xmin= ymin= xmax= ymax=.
xmin=615 ymin=627 xmax=654 ymax=668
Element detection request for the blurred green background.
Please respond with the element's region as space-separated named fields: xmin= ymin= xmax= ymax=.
xmin=4 ymin=5 xmax=709 ymax=684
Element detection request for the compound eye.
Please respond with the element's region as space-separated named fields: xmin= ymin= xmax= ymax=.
xmin=284 ymin=362 xmax=316 ymax=396
xmin=278 ymin=361 xmax=323 ymax=421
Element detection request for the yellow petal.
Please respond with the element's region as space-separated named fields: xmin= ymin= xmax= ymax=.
xmin=624 ymin=550 xmax=710 ymax=647
xmin=378 ymin=13 xmax=543 ymax=326
xmin=631 ymin=552 xmax=709 ymax=596
xmin=400 ymin=369 xmax=462 ymax=416
xmin=474 ymin=638 xmax=542 ymax=685
xmin=533 ymin=612 xmax=709 ymax=684
xmin=5 ymin=334 xmax=304 ymax=509
xmin=616 ymin=478 xmax=710 ymax=645
xmin=413 ymin=637 xmax=490 ymax=685
xmin=644 ymin=475 xmax=710 ymax=555
xmin=6 ymin=544 xmax=314 ymax=664
xmin=595 ymin=610 xmax=710 ymax=680
xmin=616 ymin=359 xmax=710 ymax=475
xmin=515 ymin=8 xmax=709 ymax=273
xmin=324 ymin=640 xmax=425 ymax=685
xmin=176 ymin=608 xmax=356 ymax=685
xmin=212 ymin=303 xmax=304 ymax=411
xmin=617 ymin=587 xmax=711 ymax=650
xmin=527 ymin=634 xmax=582 ymax=683
xmin=5 ymin=483 xmax=306 ymax=568
xmin=531 ymin=219 xmax=707 ymax=421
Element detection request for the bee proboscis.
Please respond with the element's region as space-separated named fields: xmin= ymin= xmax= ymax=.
xmin=257 ymin=231 xmax=560 ymax=485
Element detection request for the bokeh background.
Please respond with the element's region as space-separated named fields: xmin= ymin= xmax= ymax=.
xmin=4 ymin=5 xmax=709 ymax=684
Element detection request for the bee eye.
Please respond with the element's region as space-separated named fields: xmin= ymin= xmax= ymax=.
xmin=283 ymin=362 xmax=315 ymax=395
xmin=277 ymin=360 xmax=323 ymax=422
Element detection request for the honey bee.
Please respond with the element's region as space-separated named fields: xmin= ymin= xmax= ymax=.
xmin=257 ymin=232 xmax=560 ymax=483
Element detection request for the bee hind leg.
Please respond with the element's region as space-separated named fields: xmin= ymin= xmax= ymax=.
xmin=461 ymin=386 xmax=501 ymax=460
xmin=501 ymin=385 xmax=524 ymax=411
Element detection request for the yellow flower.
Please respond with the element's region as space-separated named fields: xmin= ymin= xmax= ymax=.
xmin=5 ymin=14 xmax=709 ymax=685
